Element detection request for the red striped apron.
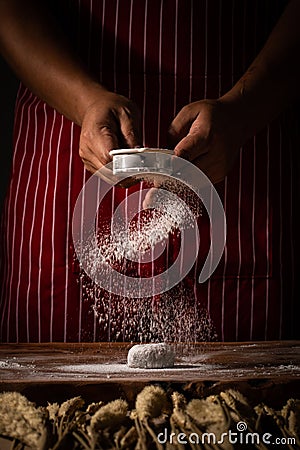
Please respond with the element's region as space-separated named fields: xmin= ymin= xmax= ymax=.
xmin=0 ymin=0 xmax=298 ymax=342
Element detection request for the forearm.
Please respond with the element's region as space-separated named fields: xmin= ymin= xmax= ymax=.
xmin=221 ymin=0 xmax=300 ymax=139
xmin=0 ymin=0 xmax=104 ymax=126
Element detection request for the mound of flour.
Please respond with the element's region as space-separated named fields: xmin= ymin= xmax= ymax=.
xmin=127 ymin=343 xmax=175 ymax=369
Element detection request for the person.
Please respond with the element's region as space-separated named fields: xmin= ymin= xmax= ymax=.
xmin=0 ymin=0 xmax=299 ymax=342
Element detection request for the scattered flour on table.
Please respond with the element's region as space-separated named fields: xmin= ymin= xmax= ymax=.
xmin=55 ymin=363 xmax=217 ymax=374
xmin=55 ymin=362 xmax=300 ymax=378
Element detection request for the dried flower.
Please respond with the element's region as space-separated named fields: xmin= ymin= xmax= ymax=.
xmin=86 ymin=401 xmax=103 ymax=415
xmin=90 ymin=399 xmax=128 ymax=433
xmin=0 ymin=391 xmax=48 ymax=449
xmin=46 ymin=402 xmax=59 ymax=422
xmin=187 ymin=398 xmax=220 ymax=425
xmin=136 ymin=385 xmax=168 ymax=421
xmin=220 ymin=390 xmax=255 ymax=429
xmin=281 ymin=399 xmax=300 ymax=442
xmin=58 ymin=396 xmax=85 ymax=418
xmin=171 ymin=391 xmax=186 ymax=411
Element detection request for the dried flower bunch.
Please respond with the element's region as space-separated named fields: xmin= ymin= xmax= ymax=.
xmin=0 ymin=388 xmax=299 ymax=449
xmin=0 ymin=392 xmax=48 ymax=449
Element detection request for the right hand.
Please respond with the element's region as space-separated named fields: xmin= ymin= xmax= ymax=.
xmin=168 ymin=99 xmax=245 ymax=184
xmin=79 ymin=90 xmax=141 ymax=174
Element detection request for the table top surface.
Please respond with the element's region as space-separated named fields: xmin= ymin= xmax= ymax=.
xmin=0 ymin=341 xmax=299 ymax=383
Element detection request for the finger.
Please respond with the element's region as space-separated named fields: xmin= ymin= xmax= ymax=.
xmin=79 ymin=146 xmax=103 ymax=172
xmin=168 ymin=106 xmax=198 ymax=147
xmin=80 ymin=121 xmax=119 ymax=168
xmin=83 ymin=162 xmax=97 ymax=174
xmin=174 ymin=133 xmax=209 ymax=162
xmin=119 ymin=108 xmax=141 ymax=149
xmin=173 ymin=115 xmax=212 ymax=160
xmin=95 ymin=124 xmax=119 ymax=163
xmin=168 ymin=119 xmax=194 ymax=148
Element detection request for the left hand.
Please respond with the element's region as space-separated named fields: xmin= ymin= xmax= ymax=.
xmin=168 ymin=99 xmax=246 ymax=184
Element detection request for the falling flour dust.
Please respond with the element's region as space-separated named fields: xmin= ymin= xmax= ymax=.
xmin=76 ymin=176 xmax=217 ymax=343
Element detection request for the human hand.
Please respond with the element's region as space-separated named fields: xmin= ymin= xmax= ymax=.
xmin=79 ymin=90 xmax=141 ymax=174
xmin=169 ymin=99 xmax=246 ymax=184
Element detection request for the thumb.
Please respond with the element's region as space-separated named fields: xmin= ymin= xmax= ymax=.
xmin=174 ymin=120 xmax=210 ymax=161
xmin=168 ymin=104 xmax=199 ymax=147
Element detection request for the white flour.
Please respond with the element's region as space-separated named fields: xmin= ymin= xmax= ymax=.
xmin=85 ymin=282 xmax=217 ymax=343
xmin=76 ymin=177 xmax=217 ymax=343
xmin=81 ymin=179 xmax=200 ymax=272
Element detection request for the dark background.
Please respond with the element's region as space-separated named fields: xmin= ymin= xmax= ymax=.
xmin=0 ymin=55 xmax=18 ymax=212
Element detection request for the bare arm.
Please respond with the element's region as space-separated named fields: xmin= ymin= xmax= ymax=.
xmin=0 ymin=0 xmax=140 ymax=172
xmin=170 ymin=0 xmax=300 ymax=183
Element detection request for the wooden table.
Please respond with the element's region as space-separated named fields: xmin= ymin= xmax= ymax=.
xmin=0 ymin=341 xmax=299 ymax=406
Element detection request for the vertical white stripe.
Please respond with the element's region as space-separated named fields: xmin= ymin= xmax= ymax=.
xmin=50 ymin=116 xmax=64 ymax=342
xmin=37 ymin=104 xmax=48 ymax=342
xmin=221 ymin=180 xmax=227 ymax=341
xmin=37 ymin=109 xmax=57 ymax=342
xmin=0 ymin=87 xmax=29 ymax=341
xmin=250 ymin=137 xmax=256 ymax=340
xmin=235 ymin=2 xmax=246 ymax=340
xmin=193 ymin=226 xmax=200 ymax=300
xmin=9 ymin=94 xmax=35 ymax=342
xmin=77 ymin=0 xmax=94 ymax=342
xmin=114 ymin=0 xmax=120 ymax=93
xmin=173 ymin=0 xmax=178 ymax=116
xmin=250 ymin=0 xmax=258 ymax=341
xmin=93 ymin=176 xmax=101 ymax=342
xmin=78 ymin=168 xmax=87 ymax=342
xmin=236 ymin=0 xmax=246 ymax=340
xmin=230 ymin=0 xmax=237 ymax=339
xmin=0 ymin=191 xmax=9 ymax=338
xmin=108 ymin=185 xmax=116 ymax=341
xmin=25 ymin=100 xmax=44 ymax=342
xmin=179 ymin=231 xmax=185 ymax=278
xmin=64 ymin=122 xmax=74 ymax=342
xmin=235 ymin=152 xmax=242 ymax=340
xmin=206 ymin=185 xmax=214 ymax=314
xmin=123 ymin=188 xmax=129 ymax=340
xmin=137 ymin=182 xmax=143 ymax=281
xmin=289 ymin=116 xmax=295 ymax=338
xmin=264 ymin=125 xmax=270 ymax=339
xmin=142 ymin=0 xmax=148 ymax=145
xmin=157 ymin=0 xmax=163 ymax=147
xmin=278 ymin=123 xmax=283 ymax=339
xmin=218 ymin=0 xmax=228 ymax=341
